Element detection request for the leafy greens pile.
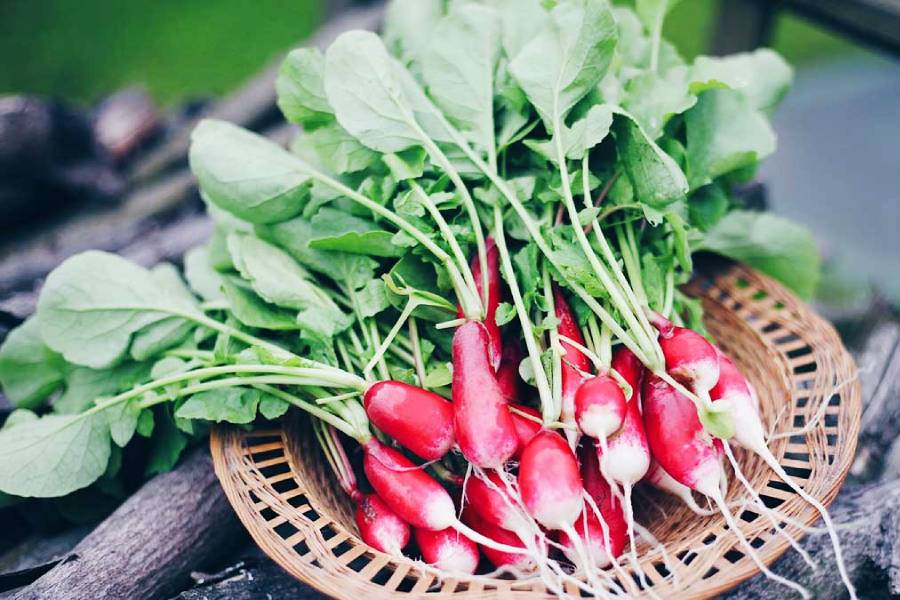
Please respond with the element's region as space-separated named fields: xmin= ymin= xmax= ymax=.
xmin=0 ymin=0 xmax=818 ymax=506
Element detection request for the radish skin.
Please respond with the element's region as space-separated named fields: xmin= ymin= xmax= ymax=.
xmin=654 ymin=322 xmax=720 ymax=403
xmin=355 ymin=493 xmax=411 ymax=557
xmin=509 ymin=404 xmax=542 ymax=457
xmin=645 ymin=459 xmax=714 ymax=515
xmin=452 ymin=321 xmax=519 ymax=468
xmin=364 ymin=381 xmax=454 ymax=461
xmin=415 ymin=527 xmax=479 ymax=574
xmin=519 ymin=432 xmax=584 ymax=530
xmin=600 ymin=347 xmax=650 ymax=486
xmin=457 ymin=237 xmax=503 ymax=370
xmin=575 ymin=375 xmax=627 ymax=442
xmin=463 ymin=509 xmax=534 ymax=571
xmin=496 ymin=338 xmax=522 ymax=402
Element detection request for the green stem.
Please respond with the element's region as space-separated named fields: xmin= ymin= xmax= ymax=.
xmin=554 ymin=124 xmax=658 ymax=367
xmin=408 ymin=318 xmax=428 ymax=388
xmin=256 ymin=384 xmax=369 ymax=441
xmin=542 ymin=266 xmax=563 ymax=415
xmin=364 ymin=299 xmax=419 ymax=380
xmin=493 ymin=206 xmax=555 ymax=423
xmin=367 ymin=321 xmax=390 ymax=381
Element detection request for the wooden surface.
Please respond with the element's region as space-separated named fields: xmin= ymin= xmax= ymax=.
xmin=11 ymin=449 xmax=244 ymax=600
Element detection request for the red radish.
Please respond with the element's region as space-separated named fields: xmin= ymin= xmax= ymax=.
xmin=363 ymin=439 xmax=528 ymax=556
xmin=463 ymin=509 xmax=534 ymax=571
xmin=561 ymin=444 xmax=626 ymax=568
xmin=415 ymin=527 xmax=479 ymax=574
xmin=363 ymin=439 xmax=456 ymax=530
xmin=711 ymin=349 xmax=857 ymax=599
xmin=653 ymin=321 xmax=720 ymax=402
xmin=643 ymin=373 xmax=811 ymax=597
xmin=364 ymin=381 xmax=454 ymax=461
xmin=465 ymin=470 xmax=527 ymax=533
xmin=645 ymin=459 xmax=713 ymax=516
xmin=452 ymin=321 xmax=519 ymax=468
xmin=518 ymin=431 xmax=583 ymax=530
xmin=496 ymin=339 xmax=522 ymax=402
xmin=574 ymin=375 xmax=627 ymax=441
xmin=599 ymin=347 xmax=650 ymax=486
xmin=510 ymin=404 xmax=542 ymax=456
xmin=554 ymin=287 xmax=592 ymax=433
xmin=355 ymin=493 xmax=411 ymax=556
xmin=457 ymin=237 xmax=502 ymax=370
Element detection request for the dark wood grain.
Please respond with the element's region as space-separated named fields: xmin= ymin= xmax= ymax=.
xmin=13 ymin=449 xmax=244 ymax=600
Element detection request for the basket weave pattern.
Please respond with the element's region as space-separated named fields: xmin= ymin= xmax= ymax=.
xmin=211 ymin=264 xmax=861 ymax=599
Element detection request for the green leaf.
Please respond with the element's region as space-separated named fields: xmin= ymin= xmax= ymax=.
xmin=257 ymin=217 xmax=378 ymax=290
xmin=144 ymin=407 xmax=188 ymax=477
xmin=276 ymin=48 xmax=333 ymax=129
xmin=107 ymin=398 xmax=140 ymax=448
xmin=424 ymin=362 xmax=453 ymax=388
xmin=0 ymin=317 xmax=67 ymax=409
xmin=128 ymin=264 xmax=198 ymax=362
xmin=190 ymin=119 xmax=312 ymax=225
xmin=688 ymin=183 xmax=730 ymax=232
xmin=622 ymin=66 xmax=695 ymax=139
xmin=136 ymin=409 xmax=155 ymax=438
xmin=355 ymin=279 xmax=391 ymax=318
xmin=685 ymin=88 xmax=775 ymax=189
xmin=382 ymin=147 xmax=427 ymax=181
xmin=183 ymin=246 xmax=225 ymax=302
xmin=690 ymin=49 xmax=793 ymax=112
xmin=699 ymin=210 xmax=821 ymax=299
xmin=56 ymin=361 xmax=149 ymax=415
xmin=0 ymin=411 xmax=111 ymax=497
xmin=383 ymin=0 xmax=443 ymax=64
xmin=612 ymin=112 xmax=688 ymax=209
xmin=527 ymin=104 xmax=614 ymax=163
xmin=4 ymin=409 xmax=39 ymax=428
xmin=421 ymin=3 xmax=501 ymax=159
xmin=308 ymin=122 xmax=381 ymax=174
xmin=37 ymin=251 xmax=199 ymax=369
xmin=495 ymin=302 xmax=517 ymax=327
xmin=549 ymin=233 xmax=606 ymax=298
xmin=175 ymin=388 xmax=261 ymax=425
xmin=309 ymin=208 xmax=405 ymax=257
xmin=228 ymin=233 xmax=350 ymax=336
xmin=324 ymin=30 xmax=452 ymax=154
xmin=220 ymin=277 xmax=300 ymax=331
xmin=259 ymin=396 xmax=290 ymax=420
xmin=665 ymin=211 xmax=692 ymax=272
xmin=491 ymin=0 xmax=546 ymax=59
xmin=509 ymin=0 xmax=617 ymax=132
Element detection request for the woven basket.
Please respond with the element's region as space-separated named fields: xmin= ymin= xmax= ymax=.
xmin=210 ymin=263 xmax=861 ymax=599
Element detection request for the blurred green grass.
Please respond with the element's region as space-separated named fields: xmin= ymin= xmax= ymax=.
xmin=0 ymin=0 xmax=857 ymax=106
xmin=0 ymin=0 xmax=322 ymax=105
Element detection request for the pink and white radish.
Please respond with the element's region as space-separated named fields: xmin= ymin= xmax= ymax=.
xmin=554 ymin=287 xmax=593 ymax=441
xmin=364 ymin=381 xmax=454 ymax=461
xmin=574 ymin=375 xmax=626 ymax=442
xmin=415 ymin=527 xmax=479 ymax=574
xmin=457 ymin=237 xmax=503 ymax=370
xmin=711 ymin=349 xmax=856 ymax=598
xmin=462 ymin=509 xmax=534 ymax=572
xmin=643 ymin=372 xmax=810 ymax=597
xmin=652 ymin=319 xmax=720 ymax=405
xmin=452 ymin=321 xmax=519 ymax=468
xmin=509 ymin=404 xmax=542 ymax=458
xmin=355 ymin=493 xmax=411 ymax=557
xmin=496 ymin=338 xmax=522 ymax=402
xmin=645 ymin=459 xmax=713 ymax=516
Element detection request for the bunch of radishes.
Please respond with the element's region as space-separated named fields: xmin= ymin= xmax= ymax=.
xmin=306 ymin=243 xmax=853 ymax=600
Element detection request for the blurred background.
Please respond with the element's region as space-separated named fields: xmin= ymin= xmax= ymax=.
xmin=0 ymin=0 xmax=898 ymax=323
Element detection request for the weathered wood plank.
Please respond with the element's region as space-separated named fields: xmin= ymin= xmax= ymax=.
xmin=13 ymin=449 xmax=244 ymax=600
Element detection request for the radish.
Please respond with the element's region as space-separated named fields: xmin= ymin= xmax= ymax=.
xmin=561 ymin=443 xmax=626 ymax=568
xmin=574 ymin=375 xmax=626 ymax=441
xmin=355 ymin=493 xmax=411 ymax=557
xmin=642 ymin=372 xmax=811 ymax=597
xmin=596 ymin=346 xmax=651 ymax=583
xmin=509 ymin=404 xmax=542 ymax=456
xmin=711 ymin=349 xmax=857 ymax=599
xmin=362 ymin=439 xmax=526 ymax=554
xmin=653 ymin=322 xmax=720 ymax=404
xmin=364 ymin=380 xmax=454 ymax=461
xmin=463 ymin=509 xmax=534 ymax=572
xmin=496 ymin=338 xmax=522 ymax=402
xmin=554 ymin=287 xmax=592 ymax=438
xmin=457 ymin=237 xmax=502 ymax=370
xmin=645 ymin=459 xmax=713 ymax=516
xmin=452 ymin=321 xmax=518 ymax=468
xmin=519 ymin=431 xmax=584 ymax=530
xmin=415 ymin=527 xmax=479 ymax=574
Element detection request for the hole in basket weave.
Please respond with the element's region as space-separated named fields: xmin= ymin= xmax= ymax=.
xmin=752 ymin=290 xmax=768 ymax=301
xmin=704 ymin=566 xmax=720 ymax=579
xmin=274 ymin=522 xmax=298 ymax=540
xmin=761 ymin=322 xmax=781 ymax=334
xmin=347 ymin=553 xmax=370 ymax=572
xmin=783 ymin=465 xmax=812 ymax=479
xmin=724 ymin=549 xmax=744 ymax=564
xmin=794 ymin=362 xmax=817 ymax=375
xmin=293 ymin=539 xmax=310 ymax=556
xmin=272 ymin=478 xmax=299 ymax=494
xmin=740 ymin=509 xmax=760 ymax=523
xmin=654 ymin=562 xmax=670 ymax=578
xmin=371 ymin=565 xmax=394 ymax=586
xmin=320 ymin=524 xmax=338 ymax=541
xmin=395 ymin=576 xmax=417 ymax=593
xmin=750 ymin=537 xmax=765 ymax=549
xmin=260 ymin=507 xmax=277 ymax=521
xmin=260 ymin=462 xmax=291 ymax=478
xmin=702 ymin=533 xmax=717 ymax=545
xmin=760 ymin=494 xmax=784 ymax=509
xmin=774 ymin=333 xmax=800 ymax=346
xmin=787 ymin=346 xmax=814 ymax=360
xmin=735 ymin=277 xmax=750 ymax=288
xmin=331 ymin=539 xmax=352 ymax=556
